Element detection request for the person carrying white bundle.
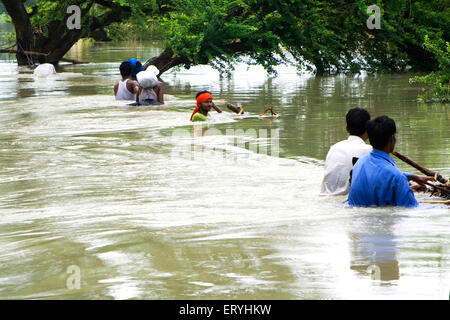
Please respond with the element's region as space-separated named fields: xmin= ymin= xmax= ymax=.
xmin=33 ymin=54 xmax=56 ymax=77
xmin=135 ymin=66 xmax=165 ymax=105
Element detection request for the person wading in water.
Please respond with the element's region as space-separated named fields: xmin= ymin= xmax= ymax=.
xmin=114 ymin=61 xmax=139 ymax=100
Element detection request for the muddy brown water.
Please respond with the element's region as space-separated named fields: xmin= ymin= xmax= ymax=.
xmin=0 ymin=40 xmax=448 ymax=299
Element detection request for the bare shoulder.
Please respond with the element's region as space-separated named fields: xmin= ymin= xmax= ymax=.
xmin=126 ymin=79 xmax=139 ymax=88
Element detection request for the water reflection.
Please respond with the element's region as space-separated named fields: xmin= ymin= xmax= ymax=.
xmin=349 ymin=212 xmax=400 ymax=282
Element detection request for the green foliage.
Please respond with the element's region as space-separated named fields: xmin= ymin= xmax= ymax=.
xmin=410 ymin=35 xmax=450 ymax=103
xmin=3 ymin=0 xmax=449 ymax=84
xmin=104 ymin=20 xmax=163 ymax=41
xmin=159 ymin=0 xmax=286 ymax=74
xmin=0 ymin=12 xmax=10 ymax=23
xmin=157 ymin=0 xmax=450 ymax=75
xmin=24 ymin=0 xmax=161 ymax=40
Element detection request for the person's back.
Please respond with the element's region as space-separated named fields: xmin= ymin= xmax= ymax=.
xmin=321 ymin=137 xmax=372 ymax=195
xmin=348 ymin=149 xmax=417 ymax=207
xmin=142 ymin=65 xmax=164 ymax=105
xmin=135 ymin=70 xmax=161 ymax=105
xmin=115 ymin=61 xmax=139 ymax=100
xmin=33 ymin=54 xmax=56 ymax=77
xmin=348 ymin=116 xmax=419 ymax=207
xmin=115 ymin=79 xmax=137 ymax=100
xmin=321 ymin=108 xmax=372 ymax=195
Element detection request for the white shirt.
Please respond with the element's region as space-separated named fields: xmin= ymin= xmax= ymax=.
xmin=33 ymin=63 xmax=56 ymax=77
xmin=321 ymin=135 xmax=372 ymax=195
xmin=115 ymin=79 xmax=136 ymax=100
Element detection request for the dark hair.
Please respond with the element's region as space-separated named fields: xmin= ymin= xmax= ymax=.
xmin=37 ymin=54 xmax=46 ymax=64
xmin=120 ymin=61 xmax=132 ymax=77
xmin=346 ymin=108 xmax=371 ymax=136
xmin=367 ymin=115 xmax=397 ymax=150
xmin=196 ymin=90 xmax=211 ymax=98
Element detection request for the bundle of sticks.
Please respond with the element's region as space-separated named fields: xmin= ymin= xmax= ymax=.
xmin=393 ymin=151 xmax=450 ymax=204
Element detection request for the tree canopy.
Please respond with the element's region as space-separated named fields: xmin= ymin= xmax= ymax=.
xmin=157 ymin=0 xmax=449 ymax=75
xmin=1 ymin=0 xmax=449 ymax=86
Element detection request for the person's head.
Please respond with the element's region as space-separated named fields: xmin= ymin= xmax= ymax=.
xmin=346 ymin=108 xmax=371 ymax=140
xmin=127 ymin=58 xmax=143 ymax=78
xmin=37 ymin=54 xmax=46 ymax=64
xmin=196 ymin=90 xmax=213 ymax=113
xmin=119 ymin=61 xmax=133 ymax=78
xmin=367 ymin=115 xmax=397 ymax=153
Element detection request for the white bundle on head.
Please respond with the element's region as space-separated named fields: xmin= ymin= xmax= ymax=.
xmin=137 ymin=70 xmax=158 ymax=89
xmin=147 ymin=65 xmax=160 ymax=76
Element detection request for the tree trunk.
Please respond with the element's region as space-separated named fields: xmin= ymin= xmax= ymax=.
xmin=143 ymin=48 xmax=192 ymax=76
xmin=1 ymin=0 xmax=114 ymax=65
xmin=2 ymin=0 xmax=36 ymax=65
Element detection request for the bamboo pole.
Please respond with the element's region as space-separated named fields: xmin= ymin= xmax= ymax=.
xmin=392 ymin=151 xmax=448 ymax=184
xmin=420 ymin=200 xmax=450 ymax=205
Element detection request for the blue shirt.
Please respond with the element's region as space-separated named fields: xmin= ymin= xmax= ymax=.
xmin=348 ymin=149 xmax=418 ymax=207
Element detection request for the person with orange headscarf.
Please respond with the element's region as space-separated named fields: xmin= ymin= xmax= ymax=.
xmin=190 ymin=90 xmax=223 ymax=121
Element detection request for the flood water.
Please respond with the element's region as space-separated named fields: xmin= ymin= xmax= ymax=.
xmin=0 ymin=40 xmax=448 ymax=299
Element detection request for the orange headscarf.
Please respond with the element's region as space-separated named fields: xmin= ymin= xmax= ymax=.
xmin=190 ymin=92 xmax=213 ymax=121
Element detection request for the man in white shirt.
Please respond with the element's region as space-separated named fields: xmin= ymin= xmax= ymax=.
xmin=33 ymin=54 xmax=56 ymax=77
xmin=114 ymin=61 xmax=140 ymax=100
xmin=321 ymin=108 xmax=372 ymax=195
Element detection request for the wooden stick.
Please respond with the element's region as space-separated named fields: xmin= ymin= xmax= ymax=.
xmin=0 ymin=49 xmax=88 ymax=64
xmin=259 ymin=106 xmax=277 ymax=117
xmin=420 ymin=200 xmax=450 ymax=205
xmin=423 ymin=181 xmax=450 ymax=194
xmin=392 ymin=151 xmax=448 ymax=184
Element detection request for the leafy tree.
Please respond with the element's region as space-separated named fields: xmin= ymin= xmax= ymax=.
xmin=1 ymin=0 xmax=449 ymax=89
xmin=0 ymin=0 xmax=166 ymax=65
xmin=410 ymin=35 xmax=449 ymax=102
xmin=147 ymin=0 xmax=449 ymax=76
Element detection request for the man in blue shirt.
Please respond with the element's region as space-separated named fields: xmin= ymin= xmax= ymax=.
xmin=348 ymin=116 xmax=432 ymax=207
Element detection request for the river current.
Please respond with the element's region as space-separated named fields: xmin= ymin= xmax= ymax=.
xmin=0 ymin=40 xmax=448 ymax=299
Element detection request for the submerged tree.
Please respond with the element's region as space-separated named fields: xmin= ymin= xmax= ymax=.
xmin=150 ymin=0 xmax=449 ymax=75
xmin=0 ymin=0 xmax=166 ymax=65
xmin=1 ymin=0 xmax=449 ymax=82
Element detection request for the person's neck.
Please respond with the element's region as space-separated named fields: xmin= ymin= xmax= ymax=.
xmin=198 ymin=108 xmax=208 ymax=116
xmin=375 ymin=147 xmax=391 ymax=154
xmin=358 ymin=132 xmax=368 ymax=141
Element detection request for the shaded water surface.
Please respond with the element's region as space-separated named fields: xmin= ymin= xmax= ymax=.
xmin=0 ymin=41 xmax=448 ymax=299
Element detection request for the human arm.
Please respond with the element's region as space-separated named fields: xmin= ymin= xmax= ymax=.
xmin=393 ymin=174 xmax=419 ymax=207
xmin=410 ymin=174 xmax=436 ymax=184
xmin=153 ymin=82 xmax=164 ymax=104
xmin=127 ymin=79 xmax=140 ymax=95
xmin=114 ymin=82 xmax=118 ymax=96
xmin=136 ymin=86 xmax=142 ymax=105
